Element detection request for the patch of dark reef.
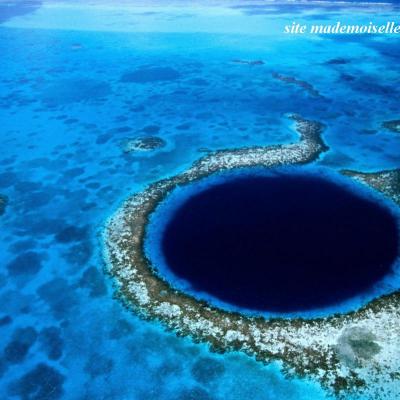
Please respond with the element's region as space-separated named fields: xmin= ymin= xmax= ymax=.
xmin=8 ymin=363 xmax=65 ymax=400
xmin=120 ymin=67 xmax=180 ymax=83
xmin=231 ymin=59 xmax=265 ymax=66
xmin=121 ymin=136 xmax=166 ymax=153
xmin=0 ymin=194 xmax=8 ymax=215
xmin=324 ymin=58 xmax=350 ymax=65
xmin=272 ymin=73 xmax=320 ymax=97
xmin=160 ymin=172 xmax=399 ymax=312
xmin=382 ymin=119 xmax=400 ymax=134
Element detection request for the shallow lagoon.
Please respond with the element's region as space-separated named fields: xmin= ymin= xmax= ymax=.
xmin=0 ymin=1 xmax=399 ymax=399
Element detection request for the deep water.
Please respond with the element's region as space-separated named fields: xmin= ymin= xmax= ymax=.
xmin=146 ymin=168 xmax=400 ymax=318
xmin=160 ymin=172 xmax=399 ymax=312
xmin=0 ymin=1 xmax=400 ymax=399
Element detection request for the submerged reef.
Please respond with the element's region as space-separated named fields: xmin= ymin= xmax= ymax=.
xmin=0 ymin=194 xmax=8 ymax=216
xmin=272 ymin=73 xmax=321 ymax=97
xmin=105 ymin=115 xmax=399 ymax=398
xmin=121 ymin=137 xmax=166 ymax=153
xmin=325 ymin=58 xmax=350 ymax=65
xmin=231 ymin=59 xmax=265 ymax=66
xmin=382 ymin=120 xmax=400 ymax=134
xmin=342 ymin=169 xmax=400 ymax=205
xmin=120 ymin=67 xmax=181 ymax=83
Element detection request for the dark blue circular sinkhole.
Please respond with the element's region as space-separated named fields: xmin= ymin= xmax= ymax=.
xmin=157 ymin=172 xmax=399 ymax=313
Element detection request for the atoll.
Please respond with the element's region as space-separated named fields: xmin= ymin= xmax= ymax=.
xmin=104 ymin=115 xmax=399 ymax=399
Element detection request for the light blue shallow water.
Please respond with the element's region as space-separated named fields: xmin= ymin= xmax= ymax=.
xmin=0 ymin=1 xmax=399 ymax=399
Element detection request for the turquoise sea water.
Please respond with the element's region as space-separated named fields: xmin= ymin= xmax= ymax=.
xmin=0 ymin=1 xmax=399 ymax=399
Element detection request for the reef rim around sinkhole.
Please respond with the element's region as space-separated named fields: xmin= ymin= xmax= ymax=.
xmin=104 ymin=115 xmax=400 ymax=398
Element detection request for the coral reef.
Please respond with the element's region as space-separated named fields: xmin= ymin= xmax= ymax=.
xmin=121 ymin=137 xmax=166 ymax=153
xmin=0 ymin=194 xmax=8 ymax=216
xmin=382 ymin=120 xmax=400 ymax=134
xmin=231 ymin=59 xmax=265 ymax=65
xmin=272 ymin=73 xmax=320 ymax=97
xmin=342 ymin=169 xmax=400 ymax=205
xmin=105 ymin=115 xmax=399 ymax=398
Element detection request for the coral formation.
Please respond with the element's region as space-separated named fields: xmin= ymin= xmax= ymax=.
xmin=382 ymin=120 xmax=400 ymax=134
xmin=121 ymin=137 xmax=166 ymax=153
xmin=272 ymin=73 xmax=320 ymax=97
xmin=105 ymin=115 xmax=399 ymax=398
xmin=0 ymin=194 xmax=8 ymax=216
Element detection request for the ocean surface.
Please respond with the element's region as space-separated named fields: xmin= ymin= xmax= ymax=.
xmin=0 ymin=1 xmax=399 ymax=399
